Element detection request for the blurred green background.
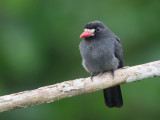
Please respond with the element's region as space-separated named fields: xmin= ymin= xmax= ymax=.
xmin=0 ymin=0 xmax=160 ymax=120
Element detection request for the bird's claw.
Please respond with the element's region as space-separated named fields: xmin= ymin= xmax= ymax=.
xmin=110 ymin=70 xmax=115 ymax=79
xmin=90 ymin=73 xmax=99 ymax=82
xmin=90 ymin=76 xmax=93 ymax=82
xmin=99 ymin=71 xmax=105 ymax=76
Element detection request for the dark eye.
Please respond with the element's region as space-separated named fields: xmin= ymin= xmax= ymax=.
xmin=96 ymin=27 xmax=101 ymax=32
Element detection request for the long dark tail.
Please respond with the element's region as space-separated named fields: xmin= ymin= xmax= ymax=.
xmin=103 ymin=85 xmax=123 ymax=108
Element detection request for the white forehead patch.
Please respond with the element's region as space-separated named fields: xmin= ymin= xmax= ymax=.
xmin=84 ymin=29 xmax=95 ymax=34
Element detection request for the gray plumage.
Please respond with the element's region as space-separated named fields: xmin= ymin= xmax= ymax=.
xmin=79 ymin=21 xmax=123 ymax=74
xmin=79 ymin=21 xmax=123 ymax=108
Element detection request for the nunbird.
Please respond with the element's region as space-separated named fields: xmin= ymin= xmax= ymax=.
xmin=79 ymin=21 xmax=123 ymax=108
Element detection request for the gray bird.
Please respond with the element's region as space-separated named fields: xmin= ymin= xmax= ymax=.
xmin=79 ymin=21 xmax=123 ymax=108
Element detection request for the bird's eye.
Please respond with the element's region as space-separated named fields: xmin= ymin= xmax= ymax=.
xmin=96 ymin=27 xmax=101 ymax=32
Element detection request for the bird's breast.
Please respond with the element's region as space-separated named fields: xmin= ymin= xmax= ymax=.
xmin=80 ymin=40 xmax=117 ymax=73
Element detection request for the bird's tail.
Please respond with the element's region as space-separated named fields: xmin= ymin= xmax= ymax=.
xmin=103 ymin=85 xmax=123 ymax=108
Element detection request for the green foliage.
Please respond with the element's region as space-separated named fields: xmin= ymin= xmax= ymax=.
xmin=0 ymin=0 xmax=160 ymax=119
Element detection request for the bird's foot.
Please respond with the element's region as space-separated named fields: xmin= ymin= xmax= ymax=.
xmin=90 ymin=74 xmax=95 ymax=82
xmin=90 ymin=73 xmax=98 ymax=82
xmin=99 ymin=71 xmax=106 ymax=76
xmin=110 ymin=70 xmax=115 ymax=79
xmin=99 ymin=70 xmax=114 ymax=79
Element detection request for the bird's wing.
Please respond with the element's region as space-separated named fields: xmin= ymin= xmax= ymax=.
xmin=114 ymin=37 xmax=124 ymax=68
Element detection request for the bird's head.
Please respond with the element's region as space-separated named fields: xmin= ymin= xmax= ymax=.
xmin=80 ymin=21 xmax=108 ymax=40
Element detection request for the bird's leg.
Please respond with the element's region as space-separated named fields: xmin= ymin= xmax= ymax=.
xmin=90 ymin=73 xmax=95 ymax=82
xmin=99 ymin=71 xmax=107 ymax=76
xmin=91 ymin=73 xmax=98 ymax=82
xmin=99 ymin=70 xmax=114 ymax=79
xmin=110 ymin=70 xmax=115 ymax=79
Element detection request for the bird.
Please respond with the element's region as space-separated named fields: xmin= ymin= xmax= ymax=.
xmin=79 ymin=21 xmax=123 ymax=108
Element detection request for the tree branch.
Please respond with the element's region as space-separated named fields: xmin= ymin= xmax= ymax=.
xmin=0 ymin=60 xmax=160 ymax=113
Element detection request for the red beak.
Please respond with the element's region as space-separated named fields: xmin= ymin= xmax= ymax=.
xmin=80 ymin=30 xmax=94 ymax=38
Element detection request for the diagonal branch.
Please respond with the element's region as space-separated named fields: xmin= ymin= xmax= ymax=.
xmin=0 ymin=60 xmax=160 ymax=113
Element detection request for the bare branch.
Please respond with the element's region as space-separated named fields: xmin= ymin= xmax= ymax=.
xmin=0 ymin=60 xmax=160 ymax=113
